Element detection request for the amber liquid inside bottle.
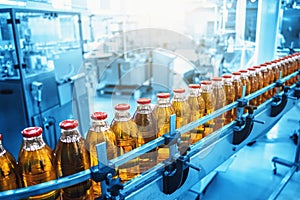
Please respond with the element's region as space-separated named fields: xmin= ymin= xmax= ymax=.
xmin=212 ymin=81 xmax=225 ymax=130
xmin=223 ymin=82 xmax=235 ymax=124
xmin=86 ymin=120 xmax=117 ymax=197
xmin=19 ymin=136 xmax=59 ymax=200
xmin=262 ymin=67 xmax=270 ymax=102
xmin=272 ymin=63 xmax=280 ymax=95
xmin=254 ymin=69 xmax=263 ymax=106
xmin=172 ymin=94 xmax=191 ymax=154
xmin=248 ymin=71 xmax=258 ymax=105
xmin=240 ymin=73 xmax=251 ymax=96
xmin=133 ymin=106 xmax=158 ymax=173
xmin=188 ymin=94 xmax=205 ymax=144
xmin=0 ymin=144 xmax=19 ymax=191
xmin=201 ymin=89 xmax=215 ymax=136
xmin=232 ymin=76 xmax=242 ymax=119
xmin=111 ymin=119 xmax=139 ymax=182
xmin=267 ymin=66 xmax=275 ymax=98
xmin=154 ymin=98 xmax=175 ymax=162
xmin=55 ymin=130 xmax=92 ymax=200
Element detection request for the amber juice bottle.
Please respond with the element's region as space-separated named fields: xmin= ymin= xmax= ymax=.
xmin=248 ymin=68 xmax=258 ymax=105
xmin=86 ymin=112 xmax=117 ymax=197
xmin=111 ymin=104 xmax=139 ymax=182
xmin=253 ymin=66 xmax=263 ymax=106
xmin=187 ymin=84 xmax=205 ymax=144
xmin=55 ymin=120 xmax=93 ymax=200
xmin=239 ymin=70 xmax=251 ymax=96
xmin=201 ymin=81 xmax=215 ymax=135
xmin=154 ymin=93 xmax=175 ymax=162
xmin=133 ymin=98 xmax=158 ymax=173
xmin=271 ymin=61 xmax=280 ymax=95
xmin=0 ymin=134 xmax=19 ymax=192
xmin=222 ymin=75 xmax=235 ymax=124
xmin=232 ymin=72 xmax=242 ymax=119
xmin=266 ymin=62 xmax=275 ymax=97
xmin=260 ymin=65 xmax=270 ymax=102
xmin=19 ymin=127 xmax=60 ymax=200
xmin=171 ymin=88 xmax=191 ymax=154
xmin=212 ymin=77 xmax=225 ymax=130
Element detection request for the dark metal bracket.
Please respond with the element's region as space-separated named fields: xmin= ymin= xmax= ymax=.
xmin=270 ymin=86 xmax=289 ymax=117
xmin=233 ymin=106 xmax=256 ymax=145
xmin=163 ymin=155 xmax=200 ymax=194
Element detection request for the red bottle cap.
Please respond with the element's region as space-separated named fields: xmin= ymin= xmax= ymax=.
xmin=222 ymin=74 xmax=232 ymax=78
xmin=91 ymin=112 xmax=108 ymax=120
xmin=239 ymin=69 xmax=248 ymax=73
xmin=59 ymin=120 xmax=79 ymax=130
xmin=22 ymin=127 xmax=43 ymax=138
xmin=137 ymin=98 xmax=151 ymax=104
xmin=201 ymin=81 xmax=212 ymax=85
xmin=232 ymin=72 xmax=241 ymax=75
xmin=114 ymin=103 xmax=130 ymax=111
xmin=265 ymin=62 xmax=272 ymax=65
xmin=0 ymin=134 xmax=2 ymax=140
xmin=253 ymin=66 xmax=261 ymax=69
xmin=157 ymin=93 xmax=170 ymax=98
xmin=189 ymin=84 xmax=200 ymax=89
xmin=173 ymin=88 xmax=185 ymax=93
xmin=211 ymin=77 xmax=222 ymax=81
xmin=248 ymin=68 xmax=256 ymax=71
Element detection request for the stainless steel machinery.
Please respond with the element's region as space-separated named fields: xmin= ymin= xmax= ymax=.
xmin=0 ymin=62 xmax=299 ymax=199
xmin=0 ymin=8 xmax=89 ymax=158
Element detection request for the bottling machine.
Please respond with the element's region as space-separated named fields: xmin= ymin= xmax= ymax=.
xmin=0 ymin=62 xmax=299 ymax=199
xmin=0 ymin=8 xmax=89 ymax=157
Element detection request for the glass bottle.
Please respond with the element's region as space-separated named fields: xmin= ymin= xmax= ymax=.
xmin=266 ymin=62 xmax=275 ymax=96
xmin=260 ymin=64 xmax=270 ymax=102
xmin=187 ymin=84 xmax=205 ymax=144
xmin=111 ymin=104 xmax=139 ymax=182
xmin=222 ymin=74 xmax=235 ymax=124
xmin=171 ymin=88 xmax=191 ymax=154
xmin=248 ymin=68 xmax=258 ymax=105
xmin=133 ymin=98 xmax=158 ymax=173
xmin=253 ymin=66 xmax=263 ymax=106
xmin=239 ymin=69 xmax=251 ymax=96
xmin=154 ymin=93 xmax=175 ymax=162
xmin=212 ymin=77 xmax=225 ymax=130
xmin=232 ymin=72 xmax=242 ymax=119
xmin=18 ymin=127 xmax=59 ymax=200
xmin=271 ymin=60 xmax=280 ymax=95
xmin=201 ymin=81 xmax=215 ymax=135
xmin=86 ymin=112 xmax=117 ymax=197
xmin=0 ymin=134 xmax=19 ymax=191
xmin=55 ymin=120 xmax=93 ymax=200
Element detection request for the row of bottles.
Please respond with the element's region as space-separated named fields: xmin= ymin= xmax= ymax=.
xmin=1 ymin=53 xmax=299 ymax=199
xmin=0 ymin=123 xmax=92 ymax=199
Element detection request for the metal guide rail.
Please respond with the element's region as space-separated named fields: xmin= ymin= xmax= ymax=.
xmin=0 ymin=71 xmax=300 ymax=199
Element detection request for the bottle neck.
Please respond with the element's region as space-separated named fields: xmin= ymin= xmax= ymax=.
xmin=0 ymin=141 xmax=6 ymax=156
xmin=136 ymin=103 xmax=152 ymax=114
xmin=212 ymin=81 xmax=223 ymax=88
xmin=22 ymin=135 xmax=46 ymax=151
xmin=157 ymin=97 xmax=171 ymax=107
xmin=201 ymin=84 xmax=212 ymax=92
xmin=189 ymin=88 xmax=199 ymax=97
xmin=91 ymin=119 xmax=110 ymax=132
xmin=173 ymin=93 xmax=185 ymax=101
xmin=233 ymin=75 xmax=241 ymax=82
xmin=223 ymin=78 xmax=232 ymax=85
xmin=240 ymin=72 xmax=248 ymax=78
xmin=60 ymin=128 xmax=81 ymax=143
xmin=114 ymin=110 xmax=131 ymax=121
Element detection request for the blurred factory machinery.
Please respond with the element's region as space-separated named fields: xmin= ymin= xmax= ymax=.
xmin=0 ymin=0 xmax=300 ymax=199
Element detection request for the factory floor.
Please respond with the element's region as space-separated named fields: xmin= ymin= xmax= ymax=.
xmin=201 ymin=103 xmax=300 ymax=200
xmin=93 ymin=94 xmax=300 ymax=200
